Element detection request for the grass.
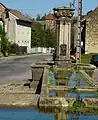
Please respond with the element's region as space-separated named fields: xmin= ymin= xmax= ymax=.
xmin=81 ymin=53 xmax=95 ymax=64
xmin=67 ymin=106 xmax=98 ymax=115
xmin=81 ymin=54 xmax=90 ymax=64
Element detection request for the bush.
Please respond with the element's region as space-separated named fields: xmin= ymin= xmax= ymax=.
xmin=10 ymin=43 xmax=19 ymax=54
xmin=0 ymin=25 xmax=11 ymax=56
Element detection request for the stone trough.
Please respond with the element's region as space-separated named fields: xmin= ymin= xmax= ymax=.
xmin=0 ymin=59 xmax=97 ymax=109
xmin=32 ymin=60 xmax=98 ymax=108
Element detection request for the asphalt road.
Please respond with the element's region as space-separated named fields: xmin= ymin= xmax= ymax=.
xmin=0 ymin=54 xmax=51 ymax=84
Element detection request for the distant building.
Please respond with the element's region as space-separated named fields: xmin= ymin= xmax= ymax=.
xmin=0 ymin=3 xmax=32 ymax=49
xmin=45 ymin=13 xmax=56 ymax=30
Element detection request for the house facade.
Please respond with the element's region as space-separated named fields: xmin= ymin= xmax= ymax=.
xmin=73 ymin=6 xmax=98 ymax=54
xmin=0 ymin=3 xmax=32 ymax=49
xmin=82 ymin=7 xmax=98 ymax=54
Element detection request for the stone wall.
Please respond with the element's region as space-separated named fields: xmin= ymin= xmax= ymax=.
xmin=0 ymin=81 xmax=40 ymax=108
xmin=39 ymin=97 xmax=69 ymax=107
xmin=72 ymin=63 xmax=96 ymax=79
xmin=0 ymin=93 xmax=39 ymax=108
xmin=83 ymin=98 xmax=98 ymax=108
xmin=85 ymin=7 xmax=98 ymax=53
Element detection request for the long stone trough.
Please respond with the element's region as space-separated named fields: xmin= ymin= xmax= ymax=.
xmin=32 ymin=61 xmax=98 ymax=108
xmin=0 ymin=60 xmax=97 ymax=109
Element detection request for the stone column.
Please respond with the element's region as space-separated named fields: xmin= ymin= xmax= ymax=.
xmin=59 ymin=20 xmax=71 ymax=59
xmin=53 ymin=7 xmax=74 ymax=61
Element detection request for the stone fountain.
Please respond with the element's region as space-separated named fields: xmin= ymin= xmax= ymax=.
xmin=53 ymin=7 xmax=74 ymax=68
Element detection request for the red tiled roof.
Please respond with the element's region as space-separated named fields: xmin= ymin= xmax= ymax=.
xmin=9 ymin=9 xmax=32 ymax=22
xmin=45 ymin=13 xmax=54 ymax=20
xmin=0 ymin=3 xmax=32 ymax=22
xmin=0 ymin=3 xmax=6 ymax=19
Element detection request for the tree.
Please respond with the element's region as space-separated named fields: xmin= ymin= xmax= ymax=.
xmin=31 ymin=22 xmax=56 ymax=48
xmin=44 ymin=28 xmax=56 ymax=48
xmin=10 ymin=43 xmax=19 ymax=54
xmin=41 ymin=14 xmax=47 ymax=21
xmin=36 ymin=14 xmax=41 ymax=21
xmin=31 ymin=22 xmax=45 ymax=47
xmin=0 ymin=25 xmax=11 ymax=56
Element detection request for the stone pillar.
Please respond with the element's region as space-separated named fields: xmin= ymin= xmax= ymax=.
xmin=53 ymin=7 xmax=74 ymax=62
xmin=59 ymin=20 xmax=71 ymax=59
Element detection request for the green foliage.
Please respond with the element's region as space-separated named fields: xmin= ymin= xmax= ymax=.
xmin=81 ymin=54 xmax=91 ymax=63
xmin=73 ymin=101 xmax=86 ymax=107
xmin=10 ymin=43 xmax=19 ymax=54
xmin=0 ymin=25 xmax=11 ymax=56
xmin=49 ymin=66 xmax=55 ymax=72
xmin=72 ymin=16 xmax=78 ymax=25
xmin=31 ymin=22 xmax=44 ymax=47
xmin=69 ymin=87 xmax=77 ymax=92
xmin=36 ymin=14 xmax=47 ymax=21
xmin=36 ymin=14 xmax=41 ymax=21
xmin=41 ymin=14 xmax=47 ymax=21
xmin=44 ymin=28 xmax=56 ymax=48
xmin=31 ymin=22 xmax=56 ymax=48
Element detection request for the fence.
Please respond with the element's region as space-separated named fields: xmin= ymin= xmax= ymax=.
xmin=27 ymin=47 xmax=54 ymax=54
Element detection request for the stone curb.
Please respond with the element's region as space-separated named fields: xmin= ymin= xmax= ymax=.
xmin=0 ymin=53 xmax=51 ymax=61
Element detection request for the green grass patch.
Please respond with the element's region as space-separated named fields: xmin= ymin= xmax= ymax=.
xmin=48 ymin=66 xmax=55 ymax=72
xmin=67 ymin=106 xmax=98 ymax=115
xmin=81 ymin=54 xmax=91 ymax=64
xmin=81 ymin=53 xmax=98 ymax=64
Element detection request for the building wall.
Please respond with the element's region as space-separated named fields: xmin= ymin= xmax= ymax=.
xmin=45 ymin=20 xmax=55 ymax=29
xmin=16 ymin=23 xmax=31 ymax=48
xmin=6 ymin=12 xmax=31 ymax=48
xmin=85 ymin=7 xmax=98 ymax=54
xmin=0 ymin=4 xmax=31 ymax=49
xmin=6 ymin=12 xmax=17 ymax=43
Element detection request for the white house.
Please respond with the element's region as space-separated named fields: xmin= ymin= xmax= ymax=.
xmin=0 ymin=3 xmax=32 ymax=49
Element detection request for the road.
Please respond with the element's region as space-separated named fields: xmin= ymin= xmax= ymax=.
xmin=0 ymin=54 xmax=51 ymax=84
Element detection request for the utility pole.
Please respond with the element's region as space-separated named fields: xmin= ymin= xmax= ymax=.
xmin=76 ymin=0 xmax=82 ymax=63
xmin=68 ymin=22 xmax=70 ymax=59
xmin=0 ymin=35 xmax=1 ymax=57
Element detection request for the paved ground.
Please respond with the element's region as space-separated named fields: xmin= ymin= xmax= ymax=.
xmin=0 ymin=54 xmax=51 ymax=84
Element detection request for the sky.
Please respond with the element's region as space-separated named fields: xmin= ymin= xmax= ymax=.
xmin=1 ymin=0 xmax=98 ymax=18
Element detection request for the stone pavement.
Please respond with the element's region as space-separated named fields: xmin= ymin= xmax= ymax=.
xmin=0 ymin=54 xmax=51 ymax=84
